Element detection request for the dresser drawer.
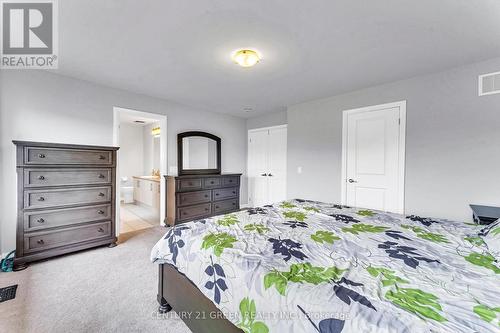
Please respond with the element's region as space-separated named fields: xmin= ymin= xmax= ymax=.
xmin=24 ymin=186 xmax=112 ymax=209
xmin=213 ymin=187 xmax=238 ymax=200
xmin=203 ymin=177 xmax=221 ymax=189
xmin=24 ymin=147 xmax=113 ymax=165
xmin=23 ymin=204 xmax=112 ymax=231
xmin=177 ymin=178 xmax=202 ymax=192
xmin=24 ymin=168 xmax=112 ymax=187
xmin=213 ymin=199 xmax=238 ymax=214
xmin=177 ymin=203 xmax=211 ymax=221
xmin=222 ymin=176 xmax=239 ymax=187
xmin=24 ymin=221 xmax=112 ymax=253
xmin=176 ymin=190 xmax=211 ymax=207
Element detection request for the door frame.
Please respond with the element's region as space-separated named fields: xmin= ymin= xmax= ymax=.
xmin=112 ymin=107 xmax=168 ymax=237
xmin=247 ymin=124 xmax=287 ymax=207
xmin=340 ymin=100 xmax=406 ymax=213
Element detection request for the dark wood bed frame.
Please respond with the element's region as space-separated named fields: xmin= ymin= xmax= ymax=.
xmin=157 ymin=263 xmax=243 ymax=333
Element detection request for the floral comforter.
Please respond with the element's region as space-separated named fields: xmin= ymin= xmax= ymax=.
xmin=151 ymin=199 xmax=500 ymax=333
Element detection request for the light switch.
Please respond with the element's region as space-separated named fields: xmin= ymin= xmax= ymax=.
xmin=297 ymin=166 xmax=302 ymax=174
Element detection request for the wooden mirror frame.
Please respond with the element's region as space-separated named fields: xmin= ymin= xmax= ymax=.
xmin=177 ymin=131 xmax=221 ymax=176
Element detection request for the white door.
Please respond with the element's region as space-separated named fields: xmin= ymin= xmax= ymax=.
xmin=343 ymin=102 xmax=406 ymax=213
xmin=248 ymin=129 xmax=270 ymax=207
xmin=268 ymin=127 xmax=287 ymax=203
xmin=248 ymin=126 xmax=287 ymax=207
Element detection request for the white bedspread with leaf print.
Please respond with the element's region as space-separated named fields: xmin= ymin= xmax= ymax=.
xmin=151 ymin=200 xmax=500 ymax=333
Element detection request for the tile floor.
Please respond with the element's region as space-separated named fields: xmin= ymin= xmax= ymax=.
xmin=120 ymin=203 xmax=160 ymax=233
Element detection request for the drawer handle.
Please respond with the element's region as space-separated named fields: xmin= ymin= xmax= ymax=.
xmin=205 ymin=208 xmax=209 ymax=211
xmin=37 ymin=239 xmax=44 ymax=245
xmin=232 ymin=191 xmax=236 ymax=194
xmin=232 ymin=203 xmax=236 ymax=205
xmin=98 ymin=192 xmax=105 ymax=197
xmin=183 ymin=212 xmax=187 ymax=215
xmin=37 ymin=197 xmax=45 ymax=201
xmin=99 ymin=155 xmax=106 ymax=160
xmin=38 ymin=175 xmax=45 ymax=180
xmin=229 ymin=180 xmax=233 ymax=183
xmin=215 ymin=193 xmax=219 ymax=196
xmin=210 ymin=181 xmax=215 ymax=184
xmin=37 ymin=218 xmax=45 ymax=223
xmin=97 ymin=210 xmax=105 ymax=214
xmin=215 ymin=206 xmax=219 ymax=209
xmin=97 ymin=227 xmax=104 ymax=233
xmin=38 ymin=153 xmax=46 ymax=158
xmin=188 ymin=182 xmax=193 ymax=186
xmin=204 ymin=194 xmax=209 ymax=198
xmin=98 ymin=174 xmax=106 ymax=179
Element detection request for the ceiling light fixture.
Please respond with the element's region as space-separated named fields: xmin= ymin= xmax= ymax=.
xmin=151 ymin=126 xmax=161 ymax=137
xmin=232 ymin=49 xmax=261 ymax=67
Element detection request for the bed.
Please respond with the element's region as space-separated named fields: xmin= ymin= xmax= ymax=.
xmin=151 ymin=199 xmax=500 ymax=333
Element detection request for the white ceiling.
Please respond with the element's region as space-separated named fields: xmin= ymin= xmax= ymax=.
xmin=55 ymin=0 xmax=500 ymax=117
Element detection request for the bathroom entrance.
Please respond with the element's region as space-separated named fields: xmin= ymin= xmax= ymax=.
xmin=113 ymin=107 xmax=167 ymax=238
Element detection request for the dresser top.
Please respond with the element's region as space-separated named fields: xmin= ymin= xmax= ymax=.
xmin=13 ymin=140 xmax=120 ymax=151
xmin=165 ymin=173 xmax=242 ymax=179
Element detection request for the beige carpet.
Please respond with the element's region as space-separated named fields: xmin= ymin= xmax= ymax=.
xmin=0 ymin=227 xmax=191 ymax=333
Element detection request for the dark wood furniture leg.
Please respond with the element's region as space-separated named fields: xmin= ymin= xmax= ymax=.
xmin=13 ymin=262 xmax=29 ymax=271
xmin=158 ymin=264 xmax=172 ymax=313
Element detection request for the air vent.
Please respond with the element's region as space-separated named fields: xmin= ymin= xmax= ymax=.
xmin=479 ymin=71 xmax=500 ymax=96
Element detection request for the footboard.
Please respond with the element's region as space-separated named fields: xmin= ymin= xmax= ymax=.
xmin=157 ymin=264 xmax=242 ymax=333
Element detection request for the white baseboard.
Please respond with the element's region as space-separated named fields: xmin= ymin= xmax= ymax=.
xmin=240 ymin=203 xmax=251 ymax=209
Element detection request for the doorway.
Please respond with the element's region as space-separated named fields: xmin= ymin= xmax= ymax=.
xmin=341 ymin=101 xmax=406 ymax=214
xmin=248 ymin=125 xmax=287 ymax=207
xmin=113 ymin=107 xmax=167 ymax=238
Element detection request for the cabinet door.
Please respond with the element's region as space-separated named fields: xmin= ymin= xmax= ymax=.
xmin=153 ymin=182 xmax=161 ymax=209
xmin=142 ymin=180 xmax=153 ymax=206
xmin=267 ymin=127 xmax=287 ymax=204
xmin=248 ymin=129 xmax=269 ymax=207
xmin=133 ymin=179 xmax=141 ymax=202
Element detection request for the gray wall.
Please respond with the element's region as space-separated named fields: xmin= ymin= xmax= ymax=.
xmin=119 ymin=123 xmax=144 ymax=183
xmin=287 ymin=57 xmax=500 ymax=222
xmin=0 ymin=71 xmax=247 ymax=254
xmin=247 ymin=110 xmax=287 ymax=130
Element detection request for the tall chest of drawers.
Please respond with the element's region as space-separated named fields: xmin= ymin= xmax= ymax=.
xmin=13 ymin=141 xmax=119 ymax=269
xmin=165 ymin=174 xmax=242 ymax=226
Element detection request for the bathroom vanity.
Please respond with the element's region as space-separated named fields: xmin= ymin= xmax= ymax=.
xmin=133 ymin=176 xmax=160 ymax=209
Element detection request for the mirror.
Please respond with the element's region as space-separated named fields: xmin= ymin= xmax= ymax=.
xmin=178 ymin=131 xmax=221 ymax=175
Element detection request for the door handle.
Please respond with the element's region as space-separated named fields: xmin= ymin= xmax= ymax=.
xmin=268 ymin=173 xmax=273 ymax=177
xmin=348 ymin=179 xmax=358 ymax=183
xmin=260 ymin=173 xmax=268 ymax=176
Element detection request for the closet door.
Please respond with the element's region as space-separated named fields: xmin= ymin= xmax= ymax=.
xmin=267 ymin=127 xmax=287 ymax=204
xmin=248 ymin=126 xmax=287 ymax=207
xmin=248 ymin=129 xmax=269 ymax=207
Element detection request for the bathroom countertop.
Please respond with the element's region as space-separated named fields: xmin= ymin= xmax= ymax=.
xmin=133 ymin=176 xmax=161 ymax=182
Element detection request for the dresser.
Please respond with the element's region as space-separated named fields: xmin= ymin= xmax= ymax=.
xmin=165 ymin=174 xmax=242 ymax=226
xmin=13 ymin=141 xmax=119 ymax=269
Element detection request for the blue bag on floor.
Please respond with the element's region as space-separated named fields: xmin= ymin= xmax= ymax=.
xmin=1 ymin=251 xmax=15 ymax=272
